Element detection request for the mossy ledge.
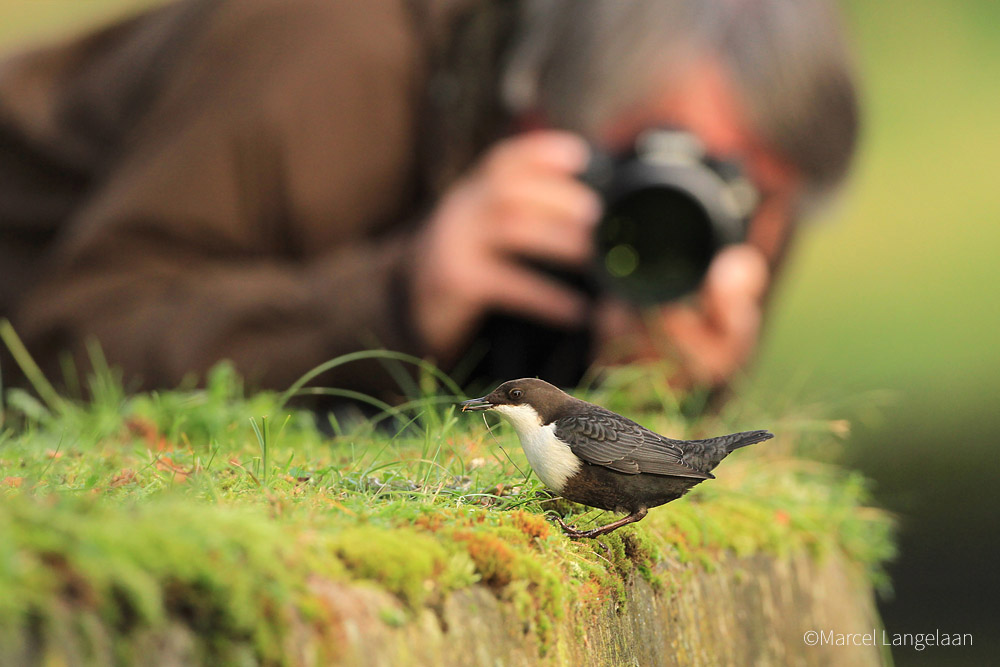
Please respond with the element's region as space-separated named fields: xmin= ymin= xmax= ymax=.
xmin=1 ymin=487 xmax=889 ymax=666
xmin=0 ymin=365 xmax=894 ymax=665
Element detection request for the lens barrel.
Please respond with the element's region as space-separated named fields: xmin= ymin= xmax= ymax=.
xmin=583 ymin=130 xmax=758 ymax=304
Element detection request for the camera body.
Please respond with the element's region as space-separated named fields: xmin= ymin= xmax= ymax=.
xmin=583 ymin=128 xmax=759 ymax=304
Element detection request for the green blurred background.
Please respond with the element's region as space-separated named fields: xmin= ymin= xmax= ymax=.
xmin=2 ymin=1 xmax=997 ymax=664
xmin=753 ymin=2 xmax=1000 ymax=665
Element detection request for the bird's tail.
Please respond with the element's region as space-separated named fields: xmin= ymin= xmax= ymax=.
xmin=682 ymin=430 xmax=774 ymax=477
xmin=720 ymin=429 xmax=774 ymax=452
xmin=687 ymin=429 xmax=774 ymax=454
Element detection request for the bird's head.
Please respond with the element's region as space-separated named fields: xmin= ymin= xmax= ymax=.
xmin=459 ymin=378 xmax=572 ymax=426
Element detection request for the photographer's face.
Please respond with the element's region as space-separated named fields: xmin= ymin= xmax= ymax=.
xmin=598 ymin=58 xmax=803 ymax=266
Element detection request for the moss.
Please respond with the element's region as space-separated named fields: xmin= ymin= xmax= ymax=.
xmin=453 ymin=530 xmax=517 ymax=590
xmin=0 ymin=496 xmax=347 ymax=663
xmin=329 ymin=526 xmax=475 ymax=609
xmin=508 ymin=510 xmax=552 ymax=541
xmin=438 ymin=519 xmax=566 ymax=652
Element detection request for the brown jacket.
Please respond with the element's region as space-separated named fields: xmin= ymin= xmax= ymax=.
xmin=0 ymin=0 xmax=484 ymax=395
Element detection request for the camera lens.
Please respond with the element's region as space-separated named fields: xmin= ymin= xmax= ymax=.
xmin=596 ymin=185 xmax=716 ymax=304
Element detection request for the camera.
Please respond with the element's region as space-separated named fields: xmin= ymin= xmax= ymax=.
xmin=582 ymin=128 xmax=759 ymax=304
xmin=475 ymin=129 xmax=760 ymax=388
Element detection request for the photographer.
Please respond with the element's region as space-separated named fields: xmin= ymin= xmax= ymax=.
xmin=0 ymin=0 xmax=857 ymax=396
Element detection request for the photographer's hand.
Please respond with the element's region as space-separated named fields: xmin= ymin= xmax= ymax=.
xmin=595 ymin=244 xmax=769 ymax=387
xmin=411 ymin=131 xmax=601 ymax=359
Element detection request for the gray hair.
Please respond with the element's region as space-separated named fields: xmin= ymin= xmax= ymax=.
xmin=501 ymin=0 xmax=860 ymax=205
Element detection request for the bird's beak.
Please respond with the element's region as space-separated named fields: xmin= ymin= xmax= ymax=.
xmin=459 ymin=396 xmax=492 ymax=412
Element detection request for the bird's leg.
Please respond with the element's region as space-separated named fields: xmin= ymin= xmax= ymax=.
xmin=557 ymin=508 xmax=648 ymax=539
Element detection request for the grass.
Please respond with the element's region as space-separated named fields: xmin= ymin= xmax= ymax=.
xmin=1 ymin=341 xmax=895 ymax=662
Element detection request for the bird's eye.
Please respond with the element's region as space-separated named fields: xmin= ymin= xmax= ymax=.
xmin=509 ymin=388 xmax=523 ymax=401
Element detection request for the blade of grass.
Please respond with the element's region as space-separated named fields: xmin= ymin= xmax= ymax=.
xmin=249 ymin=416 xmax=269 ymax=488
xmin=0 ymin=319 xmax=68 ymax=415
xmin=276 ymin=349 xmax=463 ymax=411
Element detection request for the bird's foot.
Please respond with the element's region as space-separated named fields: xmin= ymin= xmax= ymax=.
xmin=554 ymin=517 xmax=615 ymax=540
xmin=554 ymin=508 xmax=649 ymax=540
xmin=554 ymin=516 xmax=592 ymax=539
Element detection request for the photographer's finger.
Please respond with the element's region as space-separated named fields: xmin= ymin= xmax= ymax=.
xmin=486 ymin=131 xmax=591 ymax=175
xmin=487 ymin=263 xmax=589 ymax=328
xmin=493 ymin=213 xmax=595 ymax=267
xmin=702 ymin=245 xmax=769 ymax=333
xmin=488 ymin=175 xmax=601 ymax=228
xmin=707 ymin=245 xmax=769 ymax=301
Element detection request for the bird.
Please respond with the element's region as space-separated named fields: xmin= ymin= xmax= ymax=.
xmin=460 ymin=378 xmax=773 ymax=538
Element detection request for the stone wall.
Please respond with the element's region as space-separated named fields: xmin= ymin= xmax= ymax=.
xmin=317 ymin=551 xmax=882 ymax=666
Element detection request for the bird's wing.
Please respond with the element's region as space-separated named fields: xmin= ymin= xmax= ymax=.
xmin=553 ymin=409 xmax=710 ymax=479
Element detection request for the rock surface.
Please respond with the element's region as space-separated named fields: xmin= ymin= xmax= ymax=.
xmin=182 ymin=550 xmax=877 ymax=667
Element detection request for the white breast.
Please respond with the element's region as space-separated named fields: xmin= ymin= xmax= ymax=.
xmin=492 ymin=404 xmax=581 ymax=491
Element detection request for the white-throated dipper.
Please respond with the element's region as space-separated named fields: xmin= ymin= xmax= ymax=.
xmin=460 ymin=378 xmax=773 ymax=538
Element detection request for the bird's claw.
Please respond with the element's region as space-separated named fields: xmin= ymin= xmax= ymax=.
xmin=554 ymin=516 xmax=587 ymax=538
xmin=554 ymin=516 xmax=577 ymax=533
xmin=554 ymin=516 xmax=603 ymax=540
